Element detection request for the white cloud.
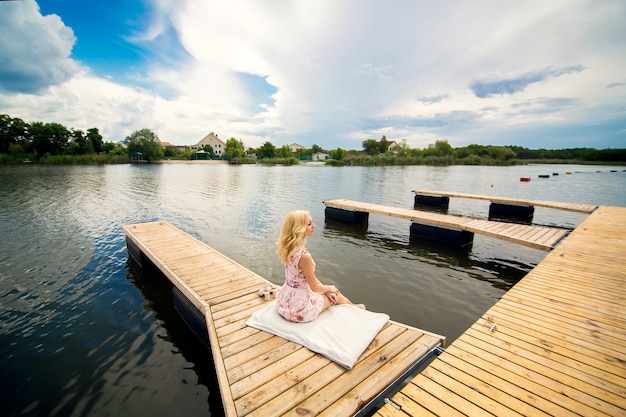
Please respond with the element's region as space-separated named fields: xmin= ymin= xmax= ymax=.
xmin=0 ymin=0 xmax=80 ymax=93
xmin=0 ymin=0 xmax=624 ymax=150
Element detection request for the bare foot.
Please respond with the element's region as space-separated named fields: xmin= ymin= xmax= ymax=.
xmin=355 ymin=304 xmax=366 ymax=309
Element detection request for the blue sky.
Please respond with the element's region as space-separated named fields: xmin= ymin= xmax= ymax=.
xmin=0 ymin=0 xmax=624 ymax=151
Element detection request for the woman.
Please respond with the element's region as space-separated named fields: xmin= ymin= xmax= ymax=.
xmin=275 ymin=210 xmax=364 ymax=322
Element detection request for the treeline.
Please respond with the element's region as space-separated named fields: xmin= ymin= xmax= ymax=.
xmin=0 ymin=114 xmax=127 ymax=164
xmin=343 ymin=137 xmax=626 ymax=166
xmin=2 ymin=113 xmax=624 ymax=166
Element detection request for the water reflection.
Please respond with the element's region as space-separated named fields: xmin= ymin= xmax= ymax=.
xmin=125 ymin=258 xmax=224 ymax=417
xmin=323 ymin=220 xmax=529 ymax=293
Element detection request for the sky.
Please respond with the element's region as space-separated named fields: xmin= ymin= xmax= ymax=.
xmin=0 ymin=0 xmax=625 ymax=151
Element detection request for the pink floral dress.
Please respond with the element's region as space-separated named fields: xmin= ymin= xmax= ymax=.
xmin=276 ymin=248 xmax=325 ymax=322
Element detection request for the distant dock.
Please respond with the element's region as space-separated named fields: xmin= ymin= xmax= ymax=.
xmin=323 ymin=198 xmax=569 ymax=251
xmin=412 ymin=189 xmax=598 ymax=214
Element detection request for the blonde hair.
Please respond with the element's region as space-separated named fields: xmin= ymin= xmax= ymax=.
xmin=277 ymin=210 xmax=310 ymax=264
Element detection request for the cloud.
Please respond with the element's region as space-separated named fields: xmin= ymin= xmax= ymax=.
xmin=469 ymin=65 xmax=586 ymax=98
xmin=418 ymin=95 xmax=450 ymax=105
xmin=0 ymin=0 xmax=81 ymax=93
xmin=0 ymin=0 xmax=625 ymax=151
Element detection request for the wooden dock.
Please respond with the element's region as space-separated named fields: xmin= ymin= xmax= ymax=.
xmin=412 ymin=189 xmax=598 ymax=214
xmin=323 ymin=199 xmax=569 ymax=251
xmin=123 ymin=221 xmax=445 ymax=417
xmin=374 ymin=205 xmax=626 ymax=417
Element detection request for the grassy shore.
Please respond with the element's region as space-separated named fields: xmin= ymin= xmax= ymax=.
xmin=3 ymin=153 xmax=624 ymax=167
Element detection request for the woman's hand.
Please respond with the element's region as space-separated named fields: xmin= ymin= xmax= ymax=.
xmin=325 ymin=285 xmax=338 ymax=304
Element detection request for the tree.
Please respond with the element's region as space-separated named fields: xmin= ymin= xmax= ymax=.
xmin=67 ymin=128 xmax=89 ymax=154
xmin=378 ymin=135 xmax=389 ymax=154
xmin=101 ymin=142 xmax=118 ymax=154
xmin=257 ymin=141 xmax=276 ymax=159
xmin=225 ymin=137 xmax=245 ymax=159
xmin=425 ymin=139 xmax=455 ymax=157
xmin=276 ymin=145 xmax=292 ymax=158
xmin=0 ymin=114 xmax=27 ymax=153
xmin=163 ymin=146 xmax=181 ymax=158
xmin=201 ymin=144 xmax=215 ymax=158
xmin=362 ymin=139 xmax=380 ymax=155
xmin=30 ymin=122 xmax=70 ymax=156
xmin=487 ymin=146 xmax=516 ymax=161
xmin=397 ymin=139 xmax=409 ymax=157
xmin=330 ymin=148 xmax=346 ymax=160
xmin=126 ymin=128 xmax=163 ymax=161
xmin=311 ymin=144 xmax=323 ymax=153
xmin=87 ymin=128 xmax=103 ymax=153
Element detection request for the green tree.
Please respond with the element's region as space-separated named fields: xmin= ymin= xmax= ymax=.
xmin=126 ymin=128 xmax=163 ymax=161
xmin=163 ymin=146 xmax=182 ymax=158
xmin=201 ymin=145 xmax=215 ymax=158
xmin=396 ymin=139 xmax=410 ymax=157
xmin=87 ymin=128 xmax=103 ymax=153
xmin=311 ymin=144 xmax=323 ymax=153
xmin=486 ymin=146 xmax=516 ymax=161
xmin=30 ymin=122 xmax=70 ymax=156
xmin=102 ymin=142 xmax=117 ymax=154
xmin=276 ymin=145 xmax=292 ymax=158
xmin=362 ymin=139 xmax=380 ymax=155
xmin=0 ymin=114 xmax=27 ymax=153
xmin=330 ymin=147 xmax=346 ymax=160
xmin=425 ymin=139 xmax=455 ymax=157
xmin=225 ymin=137 xmax=245 ymax=159
xmin=67 ymin=129 xmax=89 ymax=155
xmin=0 ymin=114 xmax=10 ymax=152
xmin=378 ymin=135 xmax=389 ymax=154
xmin=257 ymin=141 xmax=276 ymax=159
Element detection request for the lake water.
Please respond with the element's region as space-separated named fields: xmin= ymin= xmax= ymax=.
xmin=2 ymin=162 xmax=625 ymax=417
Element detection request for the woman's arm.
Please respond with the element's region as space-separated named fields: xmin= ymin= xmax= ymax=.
xmin=299 ymin=252 xmax=334 ymax=294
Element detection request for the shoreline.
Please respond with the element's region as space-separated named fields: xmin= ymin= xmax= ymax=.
xmin=155 ymin=159 xmax=328 ymax=166
xmin=155 ymin=159 xmax=229 ymax=164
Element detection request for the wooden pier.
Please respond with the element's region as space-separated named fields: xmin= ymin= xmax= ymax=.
xmin=123 ymin=221 xmax=445 ymax=417
xmin=323 ymin=199 xmax=569 ymax=251
xmin=374 ymin=205 xmax=626 ymax=417
xmin=412 ymin=189 xmax=598 ymax=214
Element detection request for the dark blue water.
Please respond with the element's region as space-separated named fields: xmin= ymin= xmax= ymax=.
xmin=1 ymin=162 xmax=624 ymax=417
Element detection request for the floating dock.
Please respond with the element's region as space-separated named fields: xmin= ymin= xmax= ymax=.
xmin=412 ymin=189 xmax=598 ymax=214
xmin=323 ymin=199 xmax=568 ymax=251
xmin=374 ymin=205 xmax=626 ymax=416
xmin=123 ymin=221 xmax=445 ymax=417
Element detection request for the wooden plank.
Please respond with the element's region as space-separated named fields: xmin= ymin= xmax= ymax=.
xmin=123 ymin=220 xmax=445 ymax=417
xmin=324 ymin=199 xmax=569 ymax=251
xmin=431 ymin=352 xmax=553 ymax=416
xmin=412 ymin=189 xmax=598 ymax=213
xmin=375 ymin=206 xmax=626 ymax=417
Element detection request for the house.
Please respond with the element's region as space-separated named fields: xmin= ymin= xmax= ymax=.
xmin=289 ymin=143 xmax=306 ymax=153
xmin=312 ymin=152 xmax=330 ymax=161
xmin=387 ymin=141 xmax=402 ymax=153
xmin=191 ymin=132 xmax=226 ymax=157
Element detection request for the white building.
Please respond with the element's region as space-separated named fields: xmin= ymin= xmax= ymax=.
xmin=289 ymin=143 xmax=306 ymax=153
xmin=191 ymin=132 xmax=226 ymax=157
